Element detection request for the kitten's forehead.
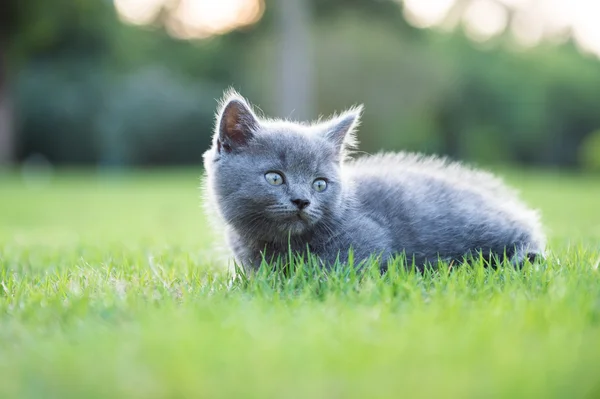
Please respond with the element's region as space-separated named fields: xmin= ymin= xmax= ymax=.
xmin=252 ymin=126 xmax=335 ymax=169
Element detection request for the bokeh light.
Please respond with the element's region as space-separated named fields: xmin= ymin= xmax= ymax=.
xmin=401 ymin=0 xmax=600 ymax=57
xmin=114 ymin=0 xmax=164 ymax=25
xmin=403 ymin=0 xmax=455 ymax=28
xmin=114 ymin=0 xmax=264 ymax=39
xmin=463 ymin=0 xmax=508 ymax=42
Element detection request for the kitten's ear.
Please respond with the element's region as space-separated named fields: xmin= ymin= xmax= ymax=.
xmin=321 ymin=105 xmax=363 ymax=156
xmin=216 ymin=92 xmax=259 ymax=152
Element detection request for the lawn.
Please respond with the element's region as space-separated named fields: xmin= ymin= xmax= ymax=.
xmin=0 ymin=168 xmax=599 ymax=399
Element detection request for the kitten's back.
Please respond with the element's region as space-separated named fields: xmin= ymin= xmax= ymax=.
xmin=345 ymin=152 xmax=545 ymax=262
xmin=347 ymin=152 xmax=514 ymax=199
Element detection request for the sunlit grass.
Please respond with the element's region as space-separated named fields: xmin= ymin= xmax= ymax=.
xmin=0 ymin=169 xmax=599 ymax=398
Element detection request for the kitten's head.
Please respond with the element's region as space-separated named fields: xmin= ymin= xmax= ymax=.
xmin=203 ymin=90 xmax=362 ymax=241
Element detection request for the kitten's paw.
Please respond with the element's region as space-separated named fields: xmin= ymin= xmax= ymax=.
xmin=511 ymin=250 xmax=544 ymax=268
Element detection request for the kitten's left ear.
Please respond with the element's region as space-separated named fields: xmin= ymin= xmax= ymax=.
xmin=322 ymin=105 xmax=363 ymax=156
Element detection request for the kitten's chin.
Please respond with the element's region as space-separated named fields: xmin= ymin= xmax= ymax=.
xmin=277 ymin=219 xmax=310 ymax=236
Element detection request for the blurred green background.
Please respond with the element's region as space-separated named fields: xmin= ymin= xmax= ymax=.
xmin=2 ymin=3 xmax=600 ymax=397
xmin=2 ymin=0 xmax=600 ymax=170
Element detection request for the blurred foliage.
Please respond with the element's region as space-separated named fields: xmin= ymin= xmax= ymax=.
xmin=4 ymin=0 xmax=117 ymax=63
xmin=580 ymin=130 xmax=600 ymax=172
xmin=4 ymin=0 xmax=600 ymax=168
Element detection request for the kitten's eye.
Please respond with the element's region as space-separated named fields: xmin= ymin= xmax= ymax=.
xmin=313 ymin=179 xmax=327 ymax=192
xmin=265 ymin=172 xmax=284 ymax=186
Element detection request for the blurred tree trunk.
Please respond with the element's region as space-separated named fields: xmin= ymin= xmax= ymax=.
xmin=0 ymin=45 xmax=14 ymax=165
xmin=275 ymin=0 xmax=314 ymax=120
xmin=0 ymin=0 xmax=15 ymax=165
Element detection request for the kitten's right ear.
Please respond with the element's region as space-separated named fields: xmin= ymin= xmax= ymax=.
xmin=216 ymin=92 xmax=258 ymax=153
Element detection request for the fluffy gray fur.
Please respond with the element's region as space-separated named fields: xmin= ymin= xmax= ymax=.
xmin=203 ymin=90 xmax=546 ymax=271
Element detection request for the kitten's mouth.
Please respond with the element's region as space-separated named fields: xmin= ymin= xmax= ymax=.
xmin=296 ymin=212 xmax=310 ymax=222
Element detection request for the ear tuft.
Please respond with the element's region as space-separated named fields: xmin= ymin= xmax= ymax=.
xmin=216 ymin=90 xmax=259 ymax=152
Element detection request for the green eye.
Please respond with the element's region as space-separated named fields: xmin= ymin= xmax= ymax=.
xmin=313 ymin=179 xmax=327 ymax=192
xmin=265 ymin=172 xmax=284 ymax=186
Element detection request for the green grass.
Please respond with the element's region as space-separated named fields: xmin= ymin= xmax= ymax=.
xmin=1 ymin=168 xmax=599 ymax=399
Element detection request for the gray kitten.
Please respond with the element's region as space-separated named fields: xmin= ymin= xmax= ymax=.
xmin=203 ymin=90 xmax=545 ymax=271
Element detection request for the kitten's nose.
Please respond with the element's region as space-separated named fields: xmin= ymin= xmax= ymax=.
xmin=291 ymin=198 xmax=310 ymax=210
